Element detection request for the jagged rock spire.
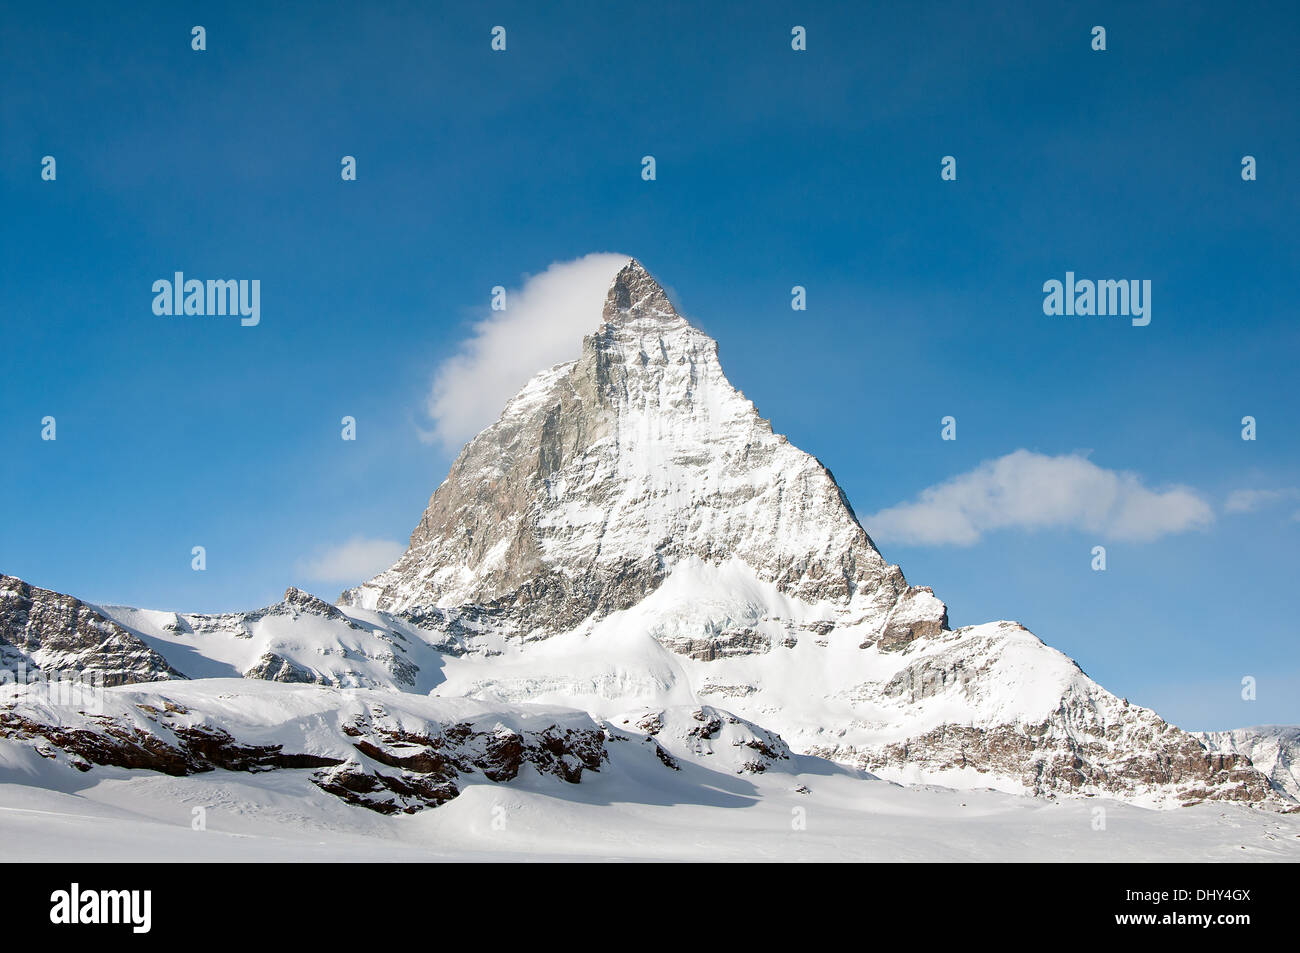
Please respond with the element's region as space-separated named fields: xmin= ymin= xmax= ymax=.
xmin=602 ymin=258 xmax=678 ymax=324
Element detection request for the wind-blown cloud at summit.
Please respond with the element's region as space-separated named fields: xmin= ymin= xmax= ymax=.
xmin=426 ymin=253 xmax=630 ymax=448
xmin=866 ymin=450 xmax=1214 ymax=546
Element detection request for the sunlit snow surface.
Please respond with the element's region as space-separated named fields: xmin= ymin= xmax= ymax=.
xmin=2 ymin=703 xmax=1297 ymax=863
xmin=70 ymin=554 xmax=1300 ymax=814
xmin=2 ymin=673 xmax=1298 ymax=862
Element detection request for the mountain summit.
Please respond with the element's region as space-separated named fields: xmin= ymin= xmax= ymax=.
xmin=343 ymin=258 xmax=948 ymax=648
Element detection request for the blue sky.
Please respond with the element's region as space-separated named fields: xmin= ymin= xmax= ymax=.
xmin=1 ymin=1 xmax=1296 ymax=730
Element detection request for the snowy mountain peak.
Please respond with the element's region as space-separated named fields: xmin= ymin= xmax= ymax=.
xmin=343 ymin=259 xmax=937 ymax=651
xmin=602 ymin=257 xmax=680 ymax=327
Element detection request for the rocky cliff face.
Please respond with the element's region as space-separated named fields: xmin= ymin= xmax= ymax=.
xmin=1 ymin=574 xmax=184 ymax=687
xmin=1197 ymin=726 xmax=1300 ymax=802
xmin=0 ymin=678 xmax=784 ymax=816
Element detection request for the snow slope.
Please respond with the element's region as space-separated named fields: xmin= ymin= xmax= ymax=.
xmin=2 ymin=679 xmax=1297 ymax=863
xmin=87 ymin=557 xmax=1282 ymax=807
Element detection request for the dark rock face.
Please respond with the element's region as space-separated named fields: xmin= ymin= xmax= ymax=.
xmin=0 ymin=684 xmax=610 ymax=817
xmin=880 ymin=657 xmax=974 ymax=701
xmin=243 ymin=652 xmax=324 ymax=684
xmin=857 ymin=723 xmax=1276 ymax=805
xmin=0 ymin=574 xmax=185 ymax=687
xmin=314 ymin=718 xmax=607 ymax=814
xmin=615 ymin=705 xmax=793 ymax=776
xmin=811 ymin=700 xmax=1285 ymax=807
xmin=475 ymin=561 xmax=670 ymax=635
xmin=311 ymin=762 xmax=459 ymax=814
xmin=688 ymin=709 xmax=724 ymax=740
xmin=658 ymin=627 xmax=772 ymax=662
xmin=0 ymin=703 xmax=339 ymax=776
xmin=1197 ymin=726 xmax=1300 ymax=802
xmin=874 ymin=587 xmax=950 ymax=652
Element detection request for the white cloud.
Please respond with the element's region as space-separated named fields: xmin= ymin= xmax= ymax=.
xmin=296 ymin=537 xmax=405 ymax=585
xmin=865 ymin=450 xmax=1213 ymax=546
xmin=426 ymin=252 xmax=631 ymax=448
xmin=1224 ymin=487 xmax=1300 ymax=514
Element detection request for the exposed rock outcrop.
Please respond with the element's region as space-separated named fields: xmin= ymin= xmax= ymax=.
xmin=1 ymin=574 xmax=185 ymax=687
xmin=0 ymin=680 xmax=611 ymax=816
xmin=1197 ymin=726 xmax=1300 ymax=803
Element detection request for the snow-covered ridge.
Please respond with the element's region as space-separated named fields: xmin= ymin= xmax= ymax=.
xmin=1 ymin=574 xmax=183 ymax=687
xmin=1197 ymin=726 xmax=1300 ymax=802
